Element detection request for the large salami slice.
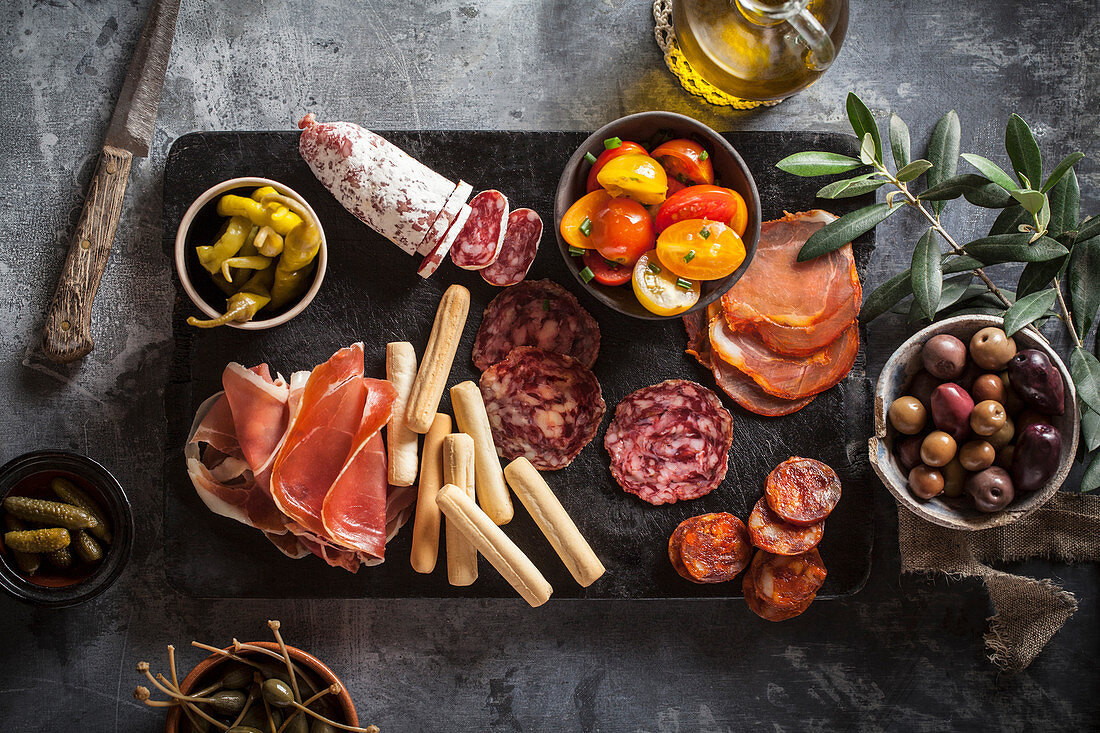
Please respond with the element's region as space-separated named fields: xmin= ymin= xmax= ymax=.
xmin=418 ymin=180 xmax=473 ymax=255
xmin=298 ymin=115 xmax=454 ymax=254
xmin=416 ymin=203 xmax=471 ymax=279
xmin=472 ymin=280 xmax=600 ymax=371
xmin=747 ymin=497 xmax=823 ymax=555
xmin=479 ymin=347 xmax=605 ymax=471
xmin=604 ymin=379 xmax=733 ymax=505
xmin=764 ymin=457 xmax=841 ymax=526
xmin=481 ymin=208 xmax=542 ymax=287
xmin=450 ymin=190 xmax=509 ymax=269
xmin=668 ymin=513 xmax=752 ymax=583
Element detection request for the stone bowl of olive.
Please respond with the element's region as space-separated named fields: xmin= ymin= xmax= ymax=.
xmin=869 ymin=314 xmax=1078 ymax=530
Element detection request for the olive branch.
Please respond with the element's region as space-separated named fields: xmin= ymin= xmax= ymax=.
xmin=777 ymin=93 xmax=1100 ymax=491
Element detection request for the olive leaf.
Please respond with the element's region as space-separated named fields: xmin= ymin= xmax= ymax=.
xmin=1069 ymin=235 xmax=1100 ymax=336
xmin=798 ymin=203 xmax=897 ymax=261
xmin=960 ymin=153 xmax=1019 ymax=192
xmin=907 ymin=276 xmax=980 ymax=322
xmin=897 ymin=159 xmax=933 ymax=183
xmin=1048 ymin=167 xmax=1080 ymax=236
xmin=860 ymin=254 xmax=983 ymax=321
xmin=1010 ymin=189 xmax=1046 ymax=216
xmin=964 ymin=234 xmax=1068 ymax=264
xmin=989 ymin=205 xmax=1031 ymax=236
xmin=1071 ymin=347 xmax=1100 ymax=415
xmin=1079 ymin=215 xmax=1100 ymax=242
xmin=1041 ymin=151 xmax=1084 ymax=193
xmin=1005 ymin=114 xmax=1043 ymax=187
xmin=1081 ymin=451 xmax=1100 ymax=493
xmin=859 ymin=133 xmax=877 ymax=165
xmin=816 ymin=174 xmax=886 ymax=199
xmin=776 ymin=151 xmax=864 ymax=177
xmin=846 ymin=93 xmax=883 ymax=163
xmin=1002 ymin=288 xmax=1057 ymax=336
xmin=962 ymin=180 xmax=1014 ymax=209
xmin=1082 ymin=409 xmax=1100 ymax=453
xmin=919 ymin=174 xmax=1013 ymax=208
xmin=925 ymin=110 xmax=960 ymax=215
xmin=889 ymin=114 xmax=911 ymax=170
xmin=1016 ymin=256 xmax=1068 ymax=299
xmin=911 ymin=228 xmax=943 ymax=320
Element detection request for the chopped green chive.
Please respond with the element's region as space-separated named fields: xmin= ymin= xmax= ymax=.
xmin=542 ymin=299 xmax=550 ymax=311
xmin=647 ymin=262 xmax=661 ymax=274
xmin=579 ymin=217 xmax=592 ymax=236
xmin=700 ymin=150 xmax=709 ymax=161
xmin=700 ymin=228 xmax=710 ymax=239
xmin=568 ymin=245 xmax=586 ymax=256
xmin=584 ymin=152 xmax=598 ymax=164
xmin=676 ymin=277 xmax=693 ymax=290
xmin=604 ymin=137 xmax=622 ymax=150
xmin=684 ymin=250 xmax=696 ymax=263
xmin=604 ymin=258 xmax=619 ymax=270
xmin=579 ymin=266 xmax=595 ymax=283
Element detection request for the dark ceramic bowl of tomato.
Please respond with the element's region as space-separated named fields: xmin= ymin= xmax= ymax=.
xmin=0 ymin=450 xmax=133 ymax=607
xmin=554 ymin=111 xmax=760 ymax=320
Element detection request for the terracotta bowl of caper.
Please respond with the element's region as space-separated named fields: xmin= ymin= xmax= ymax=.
xmin=869 ymin=314 xmax=1078 ymax=531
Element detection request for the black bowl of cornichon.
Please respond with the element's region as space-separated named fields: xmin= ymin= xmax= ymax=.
xmin=0 ymin=450 xmax=133 ymax=606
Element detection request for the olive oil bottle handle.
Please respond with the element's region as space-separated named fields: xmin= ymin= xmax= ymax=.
xmin=787 ymin=6 xmax=836 ymax=71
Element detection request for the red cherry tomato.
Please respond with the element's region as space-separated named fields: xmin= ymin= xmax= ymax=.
xmin=589 ymin=197 xmax=656 ymax=265
xmin=654 ymin=185 xmax=748 ymax=236
xmin=586 ymin=141 xmax=648 ymax=193
xmin=666 ymin=177 xmax=687 ymax=196
xmin=651 ymin=139 xmax=715 ymax=186
xmin=582 ymin=249 xmax=632 ymax=286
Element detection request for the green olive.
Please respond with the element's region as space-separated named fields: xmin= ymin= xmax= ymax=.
xmin=889 ymin=396 xmax=927 ymax=435
xmin=987 ymin=415 xmax=1015 ymax=449
xmin=941 ymin=458 xmax=967 ymax=498
xmin=908 ymin=465 xmax=944 ymax=500
xmin=262 ymin=677 xmax=295 ymax=708
xmin=920 ymin=430 xmax=957 ymax=467
xmin=970 ymin=400 xmax=1007 ymax=436
xmin=958 ymin=440 xmax=996 ymax=471
xmin=970 ymin=327 xmax=1017 ymax=370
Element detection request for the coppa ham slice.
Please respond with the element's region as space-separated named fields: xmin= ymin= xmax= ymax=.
xmin=270 ymin=344 xmax=368 ymax=535
xmin=722 ymin=210 xmax=860 ymax=356
xmin=710 ymin=316 xmax=858 ymax=400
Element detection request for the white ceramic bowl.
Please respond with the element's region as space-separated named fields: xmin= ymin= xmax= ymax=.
xmin=174 ymin=176 xmax=327 ymax=330
xmin=869 ymin=314 xmax=1079 ymax=530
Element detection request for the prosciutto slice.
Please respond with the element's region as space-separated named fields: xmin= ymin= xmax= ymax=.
xmin=722 ymin=210 xmax=860 ymax=356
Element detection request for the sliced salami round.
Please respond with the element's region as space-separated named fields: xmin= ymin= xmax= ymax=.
xmin=743 ymin=562 xmax=816 ymax=621
xmin=668 ymin=513 xmax=751 ymax=583
xmin=481 ymin=208 xmax=542 ymax=287
xmin=450 ymin=190 xmax=509 ymax=269
xmin=472 ymin=280 xmax=600 ymax=371
xmin=418 ymin=180 xmax=473 ymax=255
xmin=747 ymin=547 xmax=827 ymax=609
xmin=605 ymin=379 xmax=733 ymax=505
xmin=747 ymin=496 xmax=823 ymax=555
xmin=416 ymin=203 xmax=471 ymax=279
xmin=764 ymin=457 xmax=841 ymax=526
xmin=479 ymin=346 xmax=605 ymax=471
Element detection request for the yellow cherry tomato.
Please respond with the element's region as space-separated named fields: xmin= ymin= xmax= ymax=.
xmin=596 ymin=154 xmax=669 ymax=206
xmin=560 ymin=190 xmax=612 ymax=250
xmin=631 ymin=250 xmax=700 ymax=316
xmin=656 ymin=218 xmax=746 ymax=281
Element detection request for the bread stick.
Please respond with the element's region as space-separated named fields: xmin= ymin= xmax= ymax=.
xmin=386 ymin=341 xmax=419 ymax=486
xmin=443 ymin=433 xmax=478 ymax=586
xmin=406 ymin=285 xmax=470 ymax=433
xmin=504 ymin=457 xmax=605 ymax=587
xmin=436 ymin=483 xmax=553 ymax=607
xmin=410 ymin=413 xmax=451 ymax=573
xmin=450 ymin=380 xmax=513 ymax=525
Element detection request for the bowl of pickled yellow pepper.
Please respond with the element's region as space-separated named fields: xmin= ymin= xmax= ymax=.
xmin=175 ymin=177 xmax=328 ymax=330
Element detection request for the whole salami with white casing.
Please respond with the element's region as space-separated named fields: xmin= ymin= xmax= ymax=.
xmin=298 ymin=114 xmax=468 ymax=256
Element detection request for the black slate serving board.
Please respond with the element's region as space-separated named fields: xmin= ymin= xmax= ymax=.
xmin=163 ymin=129 xmax=875 ymax=600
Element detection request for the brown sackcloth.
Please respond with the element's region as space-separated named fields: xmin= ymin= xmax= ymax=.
xmin=899 ymin=491 xmax=1100 ymax=672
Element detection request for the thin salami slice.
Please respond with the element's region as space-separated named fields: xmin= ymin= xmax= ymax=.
xmin=747 ymin=497 xmax=823 ymax=555
xmin=764 ymin=457 xmax=841 ymax=526
xmin=747 ymin=547 xmax=826 ymax=609
xmin=481 ymin=208 xmax=542 ymax=287
xmin=743 ymin=563 xmax=816 ymax=621
xmin=668 ymin=513 xmax=751 ymax=583
xmin=605 ymin=379 xmax=734 ymax=505
xmin=450 ymin=190 xmax=509 ymax=269
xmin=479 ymin=346 xmax=605 ymax=471
xmin=472 ymin=280 xmax=600 ymax=371
xmin=416 ymin=203 xmax=471 ymax=279
xmin=418 ymin=180 xmax=473 ymax=255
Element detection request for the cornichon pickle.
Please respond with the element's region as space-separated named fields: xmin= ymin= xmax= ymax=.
xmin=4 ymin=527 xmax=70 ymax=553
xmin=1 ymin=517 xmax=41 ymax=575
xmin=46 ymin=546 xmax=74 ymax=569
xmin=73 ymin=530 xmax=103 ymax=563
xmin=51 ymin=478 xmax=112 ymax=544
xmin=4 ymin=496 xmax=97 ymax=531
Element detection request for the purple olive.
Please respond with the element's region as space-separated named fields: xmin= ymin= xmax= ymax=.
xmin=1011 ymin=423 xmax=1063 ymax=492
xmin=1006 ymin=350 xmax=1065 ymax=415
xmin=930 ymin=382 xmax=975 ymax=441
xmin=922 ymin=334 xmax=968 ymax=380
xmin=965 ymin=467 xmax=1015 ymax=513
xmin=908 ymin=370 xmax=942 ymax=410
xmin=895 ymin=435 xmax=924 ymax=471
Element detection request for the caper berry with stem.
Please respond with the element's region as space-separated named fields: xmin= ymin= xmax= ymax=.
xmin=263 ymin=677 xmax=296 ymax=708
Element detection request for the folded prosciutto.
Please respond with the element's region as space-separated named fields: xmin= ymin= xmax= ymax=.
xmin=185 ymin=344 xmax=415 ymax=572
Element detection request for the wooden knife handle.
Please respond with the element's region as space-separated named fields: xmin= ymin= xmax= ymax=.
xmin=42 ymin=145 xmax=133 ymax=363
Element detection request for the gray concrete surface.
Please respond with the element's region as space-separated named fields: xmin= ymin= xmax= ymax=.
xmin=1 ymin=0 xmax=1098 ymax=730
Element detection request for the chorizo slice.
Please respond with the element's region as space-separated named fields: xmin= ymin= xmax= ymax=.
xmin=669 ymin=513 xmax=752 ymax=583
xmin=747 ymin=496 xmax=823 ymax=555
xmin=765 ymin=457 xmax=841 ymax=526
xmin=743 ymin=563 xmax=816 ymax=621
xmin=747 ymin=547 xmax=827 ymax=609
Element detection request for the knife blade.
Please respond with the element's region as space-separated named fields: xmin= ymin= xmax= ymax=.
xmin=42 ymin=0 xmax=181 ymax=363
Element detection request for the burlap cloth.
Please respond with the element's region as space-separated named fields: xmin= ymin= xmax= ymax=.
xmin=899 ymin=491 xmax=1100 ymax=671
